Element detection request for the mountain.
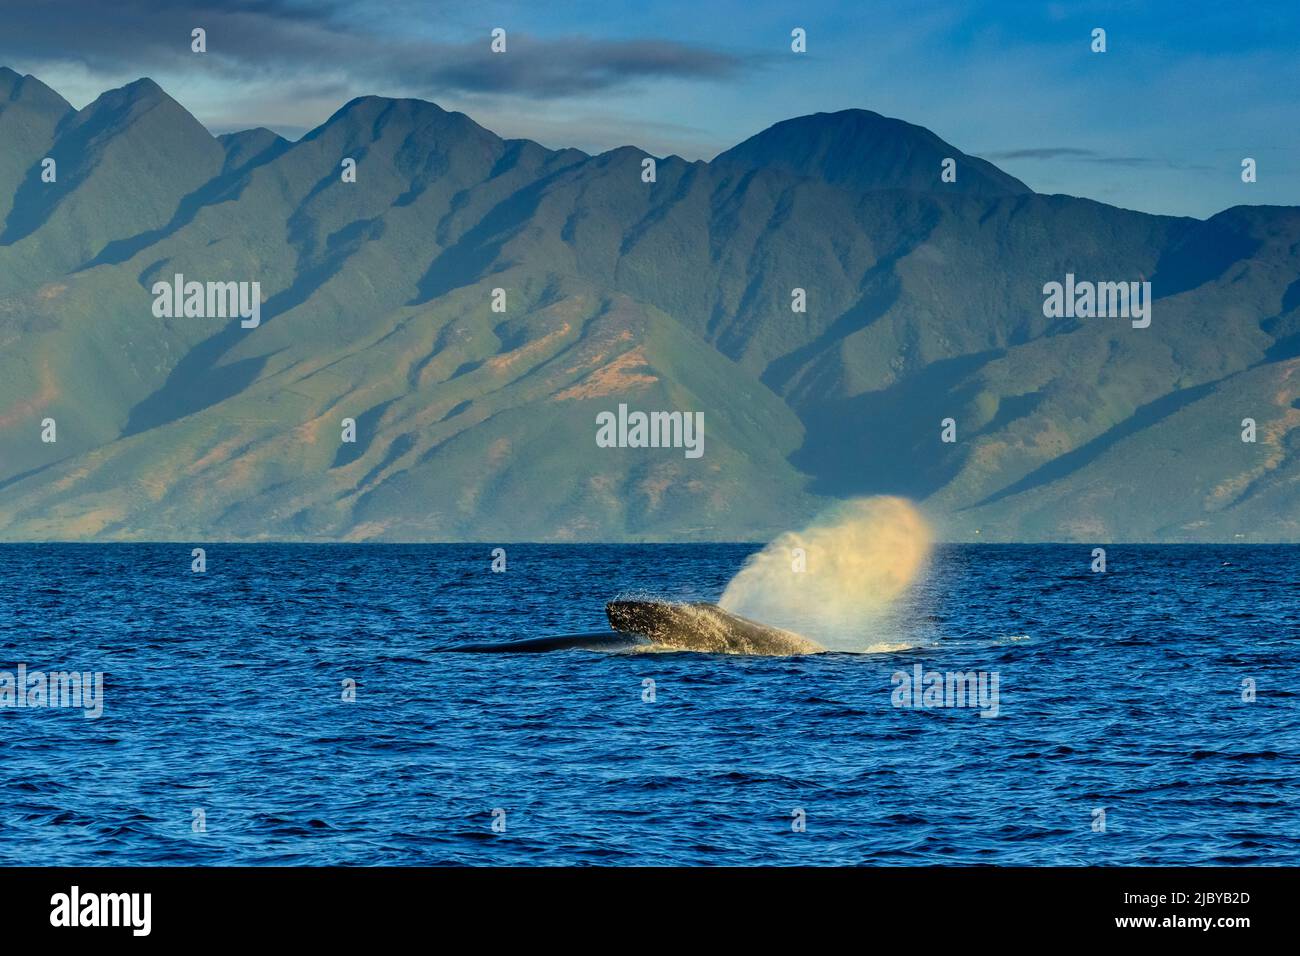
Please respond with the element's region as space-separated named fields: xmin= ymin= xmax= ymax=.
xmin=0 ymin=73 xmax=1296 ymax=542
xmin=0 ymin=67 xmax=73 ymax=228
xmin=217 ymin=128 xmax=289 ymax=175
xmin=712 ymin=109 xmax=1031 ymax=197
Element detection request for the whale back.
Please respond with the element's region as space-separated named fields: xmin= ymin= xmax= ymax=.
xmin=606 ymin=600 xmax=823 ymax=655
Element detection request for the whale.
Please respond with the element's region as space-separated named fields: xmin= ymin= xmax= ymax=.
xmin=454 ymin=631 xmax=645 ymax=653
xmin=450 ymin=600 xmax=824 ymax=656
xmin=605 ymin=600 xmax=824 ymax=655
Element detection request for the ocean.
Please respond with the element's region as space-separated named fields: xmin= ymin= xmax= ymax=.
xmin=1 ymin=543 xmax=1296 ymax=865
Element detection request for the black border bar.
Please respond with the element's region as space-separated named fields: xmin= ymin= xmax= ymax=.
xmin=0 ymin=866 xmax=1281 ymax=941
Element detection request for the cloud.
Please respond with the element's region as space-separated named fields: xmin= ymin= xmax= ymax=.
xmin=406 ymin=36 xmax=750 ymax=98
xmin=980 ymin=147 xmax=1213 ymax=172
xmin=0 ymin=1 xmax=752 ymax=99
xmin=981 ymin=147 xmax=1097 ymax=161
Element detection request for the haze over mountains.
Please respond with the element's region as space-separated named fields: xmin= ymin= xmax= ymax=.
xmin=0 ymin=67 xmax=1296 ymax=542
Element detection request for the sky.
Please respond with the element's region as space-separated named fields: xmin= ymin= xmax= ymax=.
xmin=1 ymin=0 xmax=1297 ymax=218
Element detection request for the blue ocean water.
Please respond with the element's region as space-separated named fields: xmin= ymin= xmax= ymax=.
xmin=0 ymin=543 xmax=1296 ymax=866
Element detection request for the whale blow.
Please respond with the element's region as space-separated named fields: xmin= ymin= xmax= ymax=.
xmin=719 ymin=495 xmax=931 ymax=650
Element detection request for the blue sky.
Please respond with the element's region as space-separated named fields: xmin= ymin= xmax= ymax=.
xmin=3 ymin=0 xmax=1297 ymax=217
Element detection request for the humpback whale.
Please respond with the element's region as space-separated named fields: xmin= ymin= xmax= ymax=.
xmin=455 ymin=631 xmax=645 ymax=653
xmin=452 ymin=600 xmax=824 ymax=655
xmin=605 ymin=600 xmax=824 ymax=655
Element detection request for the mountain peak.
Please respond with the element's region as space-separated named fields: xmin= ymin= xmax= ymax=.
xmin=61 ymin=76 xmax=213 ymax=145
xmin=73 ymin=77 xmax=185 ymax=122
xmin=307 ymin=94 xmax=471 ymax=142
xmin=713 ymin=108 xmax=1031 ymax=197
xmin=328 ymin=94 xmax=448 ymax=124
xmin=217 ymin=126 xmax=290 ymax=173
xmin=218 ymin=126 xmax=287 ymax=147
xmin=304 ymin=93 xmax=504 ymax=160
xmin=0 ymin=66 xmax=73 ymax=114
xmin=121 ymin=76 xmax=166 ymax=97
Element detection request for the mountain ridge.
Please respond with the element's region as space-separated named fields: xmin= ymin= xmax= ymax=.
xmin=0 ymin=72 xmax=1295 ymax=542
